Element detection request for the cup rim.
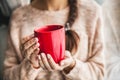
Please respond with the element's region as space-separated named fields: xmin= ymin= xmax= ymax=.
xmin=34 ymin=25 xmax=64 ymax=34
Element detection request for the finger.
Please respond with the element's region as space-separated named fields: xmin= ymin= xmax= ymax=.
xmin=21 ymin=34 xmax=34 ymax=44
xmin=65 ymin=50 xmax=71 ymax=58
xmin=38 ymin=55 xmax=45 ymax=70
xmin=30 ymin=48 xmax=40 ymax=68
xmin=29 ymin=48 xmax=39 ymax=60
xmin=23 ymin=38 xmax=38 ymax=51
xmin=40 ymin=53 xmax=52 ymax=71
xmin=47 ymin=54 xmax=59 ymax=70
xmin=60 ymin=57 xmax=75 ymax=69
xmin=25 ymin=43 xmax=40 ymax=58
xmin=60 ymin=59 xmax=70 ymax=67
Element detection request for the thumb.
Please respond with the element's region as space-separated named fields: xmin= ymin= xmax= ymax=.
xmin=65 ymin=50 xmax=71 ymax=58
xmin=60 ymin=59 xmax=71 ymax=68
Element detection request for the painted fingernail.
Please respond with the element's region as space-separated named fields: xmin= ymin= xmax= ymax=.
xmin=36 ymin=43 xmax=40 ymax=47
xmin=41 ymin=53 xmax=45 ymax=57
xmin=47 ymin=54 xmax=51 ymax=59
xmin=61 ymin=62 xmax=64 ymax=66
xmin=35 ymin=38 xmax=38 ymax=42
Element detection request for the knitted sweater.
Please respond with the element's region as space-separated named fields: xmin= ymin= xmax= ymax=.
xmin=3 ymin=0 xmax=104 ymax=80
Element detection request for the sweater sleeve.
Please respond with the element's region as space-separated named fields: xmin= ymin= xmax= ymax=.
xmin=3 ymin=8 xmax=41 ymax=80
xmin=63 ymin=8 xmax=104 ymax=80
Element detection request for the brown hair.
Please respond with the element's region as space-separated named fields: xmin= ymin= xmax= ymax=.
xmin=65 ymin=0 xmax=80 ymax=54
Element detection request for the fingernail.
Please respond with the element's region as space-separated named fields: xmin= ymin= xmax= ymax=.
xmin=35 ymin=38 xmax=38 ymax=42
xmin=47 ymin=54 xmax=51 ymax=59
xmin=36 ymin=43 xmax=40 ymax=47
xmin=41 ymin=53 xmax=45 ymax=57
xmin=61 ymin=62 xmax=64 ymax=66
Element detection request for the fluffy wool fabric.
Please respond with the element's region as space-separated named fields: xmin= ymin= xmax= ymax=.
xmin=3 ymin=0 xmax=104 ymax=80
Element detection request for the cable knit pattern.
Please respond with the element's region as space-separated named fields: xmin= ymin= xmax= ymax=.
xmin=3 ymin=0 xmax=104 ymax=80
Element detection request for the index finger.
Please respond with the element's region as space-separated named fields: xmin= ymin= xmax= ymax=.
xmin=47 ymin=54 xmax=59 ymax=69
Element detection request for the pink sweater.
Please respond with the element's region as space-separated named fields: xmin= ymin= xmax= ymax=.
xmin=3 ymin=0 xmax=104 ymax=80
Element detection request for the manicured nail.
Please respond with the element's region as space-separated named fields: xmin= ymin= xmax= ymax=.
xmin=61 ymin=62 xmax=64 ymax=66
xmin=35 ymin=38 xmax=38 ymax=42
xmin=47 ymin=54 xmax=51 ymax=59
xmin=36 ymin=43 xmax=40 ymax=47
xmin=41 ymin=53 xmax=45 ymax=57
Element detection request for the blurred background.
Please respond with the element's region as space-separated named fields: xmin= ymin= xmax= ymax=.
xmin=0 ymin=0 xmax=120 ymax=80
xmin=0 ymin=0 xmax=30 ymax=79
xmin=95 ymin=0 xmax=104 ymax=5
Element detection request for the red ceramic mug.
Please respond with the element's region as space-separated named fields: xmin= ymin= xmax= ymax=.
xmin=34 ymin=25 xmax=65 ymax=63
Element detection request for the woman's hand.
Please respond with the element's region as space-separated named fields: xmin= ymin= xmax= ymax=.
xmin=38 ymin=51 xmax=76 ymax=72
xmin=21 ymin=34 xmax=40 ymax=68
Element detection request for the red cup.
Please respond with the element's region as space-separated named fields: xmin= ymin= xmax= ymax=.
xmin=34 ymin=25 xmax=65 ymax=63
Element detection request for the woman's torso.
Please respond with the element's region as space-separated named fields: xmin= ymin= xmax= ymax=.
xmin=12 ymin=0 xmax=100 ymax=79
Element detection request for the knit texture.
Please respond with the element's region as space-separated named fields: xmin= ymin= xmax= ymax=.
xmin=4 ymin=0 xmax=104 ymax=80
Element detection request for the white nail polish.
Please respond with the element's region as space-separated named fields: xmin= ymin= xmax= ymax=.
xmin=41 ymin=53 xmax=45 ymax=56
xmin=37 ymin=43 xmax=40 ymax=47
xmin=47 ymin=54 xmax=51 ymax=59
xmin=61 ymin=62 xmax=64 ymax=66
xmin=35 ymin=38 xmax=39 ymax=42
